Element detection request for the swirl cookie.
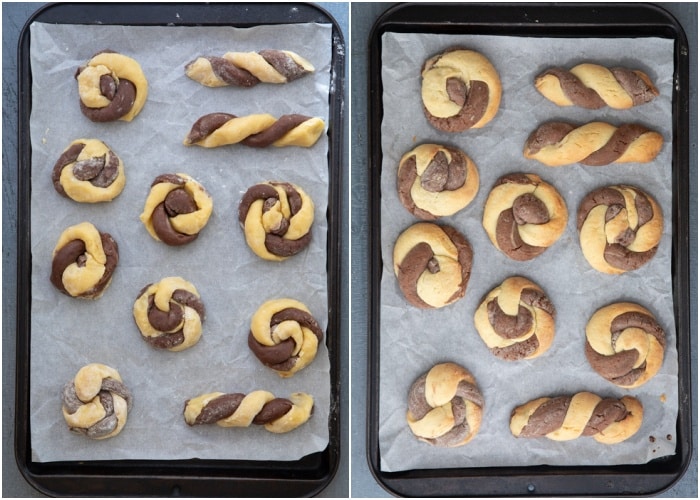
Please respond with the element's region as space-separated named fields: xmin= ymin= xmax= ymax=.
xmin=61 ymin=363 xmax=133 ymax=439
xmin=397 ymin=144 xmax=479 ymax=220
xmin=577 ymin=185 xmax=663 ymax=274
xmin=133 ymin=277 xmax=205 ymax=352
xmin=482 ymin=173 xmax=568 ymax=261
xmin=140 ymin=173 xmax=213 ymax=246
xmin=393 ymin=222 xmax=472 ymax=309
xmin=185 ymin=50 xmax=314 ymax=87
xmin=510 ymin=392 xmax=643 ymax=444
xmin=238 ymin=181 xmax=314 ymax=261
xmin=76 ymin=50 xmax=148 ymax=122
xmin=50 ymin=222 xmax=118 ymax=299
xmin=474 ymin=276 xmax=555 ymax=360
xmin=52 ymin=139 xmax=125 ymax=203
xmin=585 ymin=302 xmax=665 ymax=388
xmin=407 ymin=362 xmax=484 ymax=447
xmin=248 ymin=298 xmax=323 ymax=378
xmin=184 ymin=391 xmax=313 ymax=433
xmin=421 ymin=48 xmax=501 ymax=132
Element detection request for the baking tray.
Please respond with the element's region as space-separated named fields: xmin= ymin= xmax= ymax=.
xmin=15 ymin=2 xmax=344 ymax=497
xmin=367 ymin=3 xmax=691 ymax=497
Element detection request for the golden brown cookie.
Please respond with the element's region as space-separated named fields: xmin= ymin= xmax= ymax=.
xmin=406 ymin=362 xmax=484 ymax=447
xmin=510 ymin=392 xmax=643 ymax=444
xmin=577 ymin=185 xmax=663 ymax=274
xmin=482 ymin=173 xmax=568 ymax=261
xmin=474 ymin=276 xmax=555 ymax=360
xmin=397 ymin=144 xmax=479 ymax=220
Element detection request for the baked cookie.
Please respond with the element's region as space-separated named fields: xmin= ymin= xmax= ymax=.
xmin=473 ymin=276 xmax=555 ymax=360
xmin=133 ymin=277 xmax=205 ymax=352
xmin=248 ymin=298 xmax=323 ymax=378
xmin=75 ymin=50 xmax=148 ymax=122
xmin=406 ymin=362 xmax=484 ymax=447
xmin=184 ymin=391 xmax=313 ymax=433
xmin=185 ymin=50 xmax=314 ymax=87
xmin=577 ymin=185 xmax=663 ymax=274
xmin=52 ymin=139 xmax=126 ymax=203
xmin=61 ymin=363 xmax=132 ymax=440
xmin=585 ymin=302 xmax=665 ymax=388
xmin=238 ymin=181 xmax=314 ymax=261
xmin=393 ymin=222 xmax=472 ymax=309
xmin=510 ymin=392 xmax=643 ymax=444
xmin=50 ymin=221 xmax=118 ymax=299
xmin=397 ymin=143 xmax=479 ymax=220
xmin=140 ymin=173 xmax=213 ymax=246
xmin=421 ymin=48 xmax=501 ymax=132
xmin=535 ymin=63 xmax=658 ymax=109
xmin=183 ymin=112 xmax=325 ymax=148
xmin=524 ymin=121 xmax=663 ymax=167
xmin=482 ymin=173 xmax=568 ymax=261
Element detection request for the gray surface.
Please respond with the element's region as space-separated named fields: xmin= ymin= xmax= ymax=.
xmin=350 ymin=2 xmax=697 ymax=498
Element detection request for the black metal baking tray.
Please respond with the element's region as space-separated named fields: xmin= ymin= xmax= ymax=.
xmin=367 ymin=3 xmax=691 ymax=497
xmin=15 ymin=2 xmax=344 ymax=497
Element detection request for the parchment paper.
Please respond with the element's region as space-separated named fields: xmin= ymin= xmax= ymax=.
xmin=29 ymin=22 xmax=332 ymax=463
xmin=379 ymin=32 xmax=678 ymax=472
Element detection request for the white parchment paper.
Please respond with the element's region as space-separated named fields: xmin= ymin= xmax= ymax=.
xmin=379 ymin=32 xmax=678 ymax=472
xmin=29 ymin=22 xmax=332 ymax=463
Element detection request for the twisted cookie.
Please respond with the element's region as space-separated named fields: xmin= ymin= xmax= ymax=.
xmin=238 ymin=181 xmax=314 ymax=261
xmin=50 ymin=222 xmax=118 ymax=299
xmin=133 ymin=277 xmax=205 ymax=352
xmin=249 ymin=298 xmax=323 ymax=378
xmin=184 ymin=391 xmax=313 ymax=433
xmin=140 ymin=173 xmax=213 ymax=246
xmin=482 ymin=173 xmax=568 ymax=261
xmin=524 ymin=121 xmax=664 ymax=167
xmin=407 ymin=362 xmax=484 ymax=447
xmin=474 ymin=276 xmax=555 ymax=360
xmin=76 ymin=50 xmax=148 ymax=122
xmin=52 ymin=139 xmax=125 ymax=203
xmin=62 ymin=363 xmax=133 ymax=440
xmin=577 ymin=185 xmax=663 ymax=274
xmin=510 ymin=392 xmax=643 ymax=444
xmin=421 ymin=48 xmax=502 ymax=132
xmin=185 ymin=50 xmax=314 ymax=87
xmin=535 ymin=63 xmax=659 ymax=109
xmin=397 ymin=144 xmax=479 ymax=220
xmin=183 ymin=112 xmax=325 ymax=148
xmin=393 ymin=222 xmax=472 ymax=309
xmin=585 ymin=302 xmax=665 ymax=388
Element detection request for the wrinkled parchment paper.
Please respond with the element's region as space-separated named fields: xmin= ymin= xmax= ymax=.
xmin=29 ymin=21 xmax=332 ymax=463
xmin=379 ymin=32 xmax=678 ymax=472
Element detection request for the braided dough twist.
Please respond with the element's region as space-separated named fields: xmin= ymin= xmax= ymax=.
xmin=535 ymin=63 xmax=658 ymax=109
xmin=185 ymin=50 xmax=314 ymax=87
xmin=393 ymin=222 xmax=473 ymax=309
xmin=585 ymin=302 xmax=665 ymax=388
xmin=397 ymin=144 xmax=479 ymax=220
xmin=249 ymin=298 xmax=324 ymax=378
xmin=407 ymin=362 xmax=484 ymax=447
xmin=474 ymin=276 xmax=556 ymax=360
xmin=76 ymin=50 xmax=148 ymax=122
xmin=577 ymin=185 xmax=663 ymax=274
xmin=183 ymin=112 xmax=325 ymax=148
xmin=52 ymin=139 xmax=125 ymax=203
xmin=140 ymin=173 xmax=213 ymax=246
xmin=524 ymin=121 xmax=664 ymax=167
xmin=510 ymin=392 xmax=643 ymax=444
xmin=184 ymin=391 xmax=313 ymax=433
xmin=62 ymin=363 xmax=133 ymax=439
xmin=133 ymin=277 xmax=206 ymax=352
xmin=50 ymin=221 xmax=118 ymax=299
xmin=482 ymin=173 xmax=568 ymax=261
